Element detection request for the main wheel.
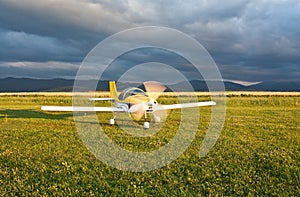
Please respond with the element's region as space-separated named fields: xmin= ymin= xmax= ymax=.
xmin=109 ymin=118 xmax=115 ymax=125
xmin=153 ymin=116 xmax=161 ymax=123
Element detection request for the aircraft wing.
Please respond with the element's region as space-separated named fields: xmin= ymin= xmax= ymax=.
xmin=89 ymin=98 xmax=115 ymax=101
xmin=41 ymin=106 xmax=125 ymax=112
xmin=153 ymin=101 xmax=216 ymax=111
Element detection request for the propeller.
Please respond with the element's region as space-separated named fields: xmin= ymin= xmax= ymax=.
xmin=129 ymin=103 xmax=147 ymax=120
xmin=129 ymin=81 xmax=167 ymax=121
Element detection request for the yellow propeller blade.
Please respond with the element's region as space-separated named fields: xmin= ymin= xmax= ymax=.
xmin=129 ymin=103 xmax=147 ymax=121
xmin=143 ymin=81 xmax=166 ymax=100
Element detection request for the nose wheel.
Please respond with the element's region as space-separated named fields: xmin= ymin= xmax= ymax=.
xmin=144 ymin=122 xmax=150 ymax=129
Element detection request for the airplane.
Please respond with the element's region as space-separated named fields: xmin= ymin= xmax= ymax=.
xmin=41 ymin=81 xmax=216 ymax=129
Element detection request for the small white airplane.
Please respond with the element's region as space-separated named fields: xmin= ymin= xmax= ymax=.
xmin=41 ymin=81 xmax=216 ymax=129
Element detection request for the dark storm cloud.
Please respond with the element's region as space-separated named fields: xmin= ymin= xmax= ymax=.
xmin=0 ymin=0 xmax=130 ymax=38
xmin=100 ymin=47 xmax=202 ymax=81
xmin=0 ymin=0 xmax=121 ymax=62
xmin=0 ymin=28 xmax=82 ymax=62
xmin=0 ymin=0 xmax=299 ymax=82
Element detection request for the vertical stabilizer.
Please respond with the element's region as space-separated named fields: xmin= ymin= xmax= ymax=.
xmin=109 ymin=81 xmax=118 ymax=99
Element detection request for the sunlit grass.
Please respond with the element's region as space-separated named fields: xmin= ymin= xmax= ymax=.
xmin=0 ymin=94 xmax=299 ymax=196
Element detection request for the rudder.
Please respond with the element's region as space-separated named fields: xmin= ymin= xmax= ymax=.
xmin=109 ymin=81 xmax=118 ymax=99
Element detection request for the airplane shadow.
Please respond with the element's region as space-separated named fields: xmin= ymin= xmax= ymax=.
xmin=77 ymin=118 xmax=149 ymax=129
xmin=0 ymin=109 xmax=73 ymax=120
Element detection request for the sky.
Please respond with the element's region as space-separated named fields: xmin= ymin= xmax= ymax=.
xmin=0 ymin=0 xmax=299 ymax=83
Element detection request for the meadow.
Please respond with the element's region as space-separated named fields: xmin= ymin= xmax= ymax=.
xmin=0 ymin=93 xmax=299 ymax=196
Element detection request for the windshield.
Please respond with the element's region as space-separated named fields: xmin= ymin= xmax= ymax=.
xmin=118 ymin=88 xmax=146 ymax=100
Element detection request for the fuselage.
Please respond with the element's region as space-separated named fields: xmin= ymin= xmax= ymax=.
xmin=113 ymin=87 xmax=157 ymax=116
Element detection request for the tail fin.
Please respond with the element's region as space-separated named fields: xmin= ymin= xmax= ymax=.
xmin=109 ymin=81 xmax=118 ymax=99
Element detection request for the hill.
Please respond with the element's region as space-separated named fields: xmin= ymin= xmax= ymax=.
xmin=0 ymin=77 xmax=299 ymax=92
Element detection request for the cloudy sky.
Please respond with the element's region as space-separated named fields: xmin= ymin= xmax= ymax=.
xmin=0 ymin=0 xmax=299 ymax=83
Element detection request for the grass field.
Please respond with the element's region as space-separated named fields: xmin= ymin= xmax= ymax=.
xmin=0 ymin=93 xmax=299 ymax=196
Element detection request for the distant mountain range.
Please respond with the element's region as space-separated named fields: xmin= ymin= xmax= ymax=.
xmin=0 ymin=77 xmax=299 ymax=92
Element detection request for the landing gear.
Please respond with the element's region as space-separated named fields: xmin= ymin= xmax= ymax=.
xmin=144 ymin=122 xmax=150 ymax=129
xmin=109 ymin=116 xmax=116 ymax=125
xmin=109 ymin=119 xmax=115 ymax=125
xmin=144 ymin=115 xmax=161 ymax=129
xmin=109 ymin=114 xmax=160 ymax=129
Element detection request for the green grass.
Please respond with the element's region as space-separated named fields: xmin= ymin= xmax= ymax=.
xmin=0 ymin=94 xmax=299 ymax=196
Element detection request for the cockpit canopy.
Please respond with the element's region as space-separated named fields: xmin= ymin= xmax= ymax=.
xmin=118 ymin=88 xmax=146 ymax=100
